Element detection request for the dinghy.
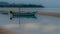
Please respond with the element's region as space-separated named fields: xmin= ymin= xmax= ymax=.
xmin=10 ymin=11 xmax=37 ymax=20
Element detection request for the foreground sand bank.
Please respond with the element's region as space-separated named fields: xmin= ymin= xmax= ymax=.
xmin=0 ymin=26 xmax=20 ymax=34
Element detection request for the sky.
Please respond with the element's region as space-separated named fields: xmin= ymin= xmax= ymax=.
xmin=0 ymin=0 xmax=60 ymax=8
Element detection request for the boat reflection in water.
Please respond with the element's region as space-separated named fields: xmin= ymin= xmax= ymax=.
xmin=10 ymin=11 xmax=37 ymax=20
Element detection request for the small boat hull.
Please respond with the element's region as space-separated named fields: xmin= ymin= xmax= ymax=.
xmin=10 ymin=12 xmax=37 ymax=20
xmin=12 ymin=12 xmax=36 ymax=17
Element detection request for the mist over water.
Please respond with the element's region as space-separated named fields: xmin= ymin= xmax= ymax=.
xmin=0 ymin=0 xmax=60 ymax=34
xmin=0 ymin=8 xmax=60 ymax=34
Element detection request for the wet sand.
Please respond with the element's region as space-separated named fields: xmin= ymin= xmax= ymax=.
xmin=37 ymin=12 xmax=60 ymax=17
xmin=0 ymin=26 xmax=19 ymax=34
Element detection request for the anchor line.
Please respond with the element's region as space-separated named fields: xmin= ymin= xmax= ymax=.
xmin=19 ymin=8 xmax=20 ymax=24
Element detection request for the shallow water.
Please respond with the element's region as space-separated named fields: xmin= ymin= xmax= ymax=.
xmin=0 ymin=8 xmax=60 ymax=34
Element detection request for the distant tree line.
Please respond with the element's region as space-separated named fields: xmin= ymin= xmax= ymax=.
xmin=0 ymin=2 xmax=44 ymax=8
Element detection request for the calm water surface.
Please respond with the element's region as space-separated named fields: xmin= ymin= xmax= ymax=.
xmin=0 ymin=8 xmax=60 ymax=34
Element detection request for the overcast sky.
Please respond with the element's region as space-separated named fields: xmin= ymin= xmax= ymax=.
xmin=0 ymin=0 xmax=60 ymax=8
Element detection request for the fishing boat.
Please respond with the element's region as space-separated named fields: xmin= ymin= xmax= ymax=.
xmin=10 ymin=11 xmax=37 ymax=20
xmin=10 ymin=11 xmax=36 ymax=16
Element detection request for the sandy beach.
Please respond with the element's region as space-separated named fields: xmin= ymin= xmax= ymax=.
xmin=0 ymin=26 xmax=20 ymax=34
xmin=37 ymin=12 xmax=60 ymax=17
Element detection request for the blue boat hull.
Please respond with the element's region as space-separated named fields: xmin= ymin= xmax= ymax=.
xmin=10 ymin=12 xmax=37 ymax=20
xmin=12 ymin=12 xmax=36 ymax=17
